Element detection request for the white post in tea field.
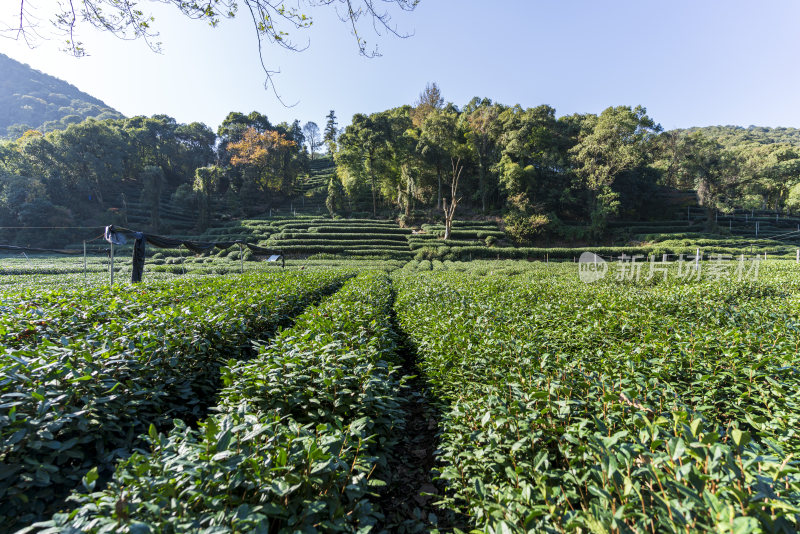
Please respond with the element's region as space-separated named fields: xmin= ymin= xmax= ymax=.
xmin=110 ymin=241 xmax=114 ymax=286
xmin=695 ymin=248 xmax=700 ymax=270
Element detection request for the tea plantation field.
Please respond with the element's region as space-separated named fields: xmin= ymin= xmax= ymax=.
xmin=1 ymin=261 xmax=799 ymax=533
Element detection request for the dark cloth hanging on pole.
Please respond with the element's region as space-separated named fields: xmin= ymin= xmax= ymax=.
xmin=107 ymin=226 xmax=284 ymax=282
xmin=246 ymin=243 xmax=281 ymax=255
xmin=0 ymin=244 xmax=82 ymax=255
xmin=4 ymin=226 xmax=282 ymax=261
xmin=144 ymin=233 xmax=216 ymax=253
xmin=183 ymin=241 xmax=218 ymax=254
xmin=115 ymin=226 xmax=282 ymax=257
xmin=131 ymin=234 xmax=146 ymax=283
xmin=104 ymin=225 xmax=127 ymax=245
xmin=118 ymin=227 xmax=221 ymax=254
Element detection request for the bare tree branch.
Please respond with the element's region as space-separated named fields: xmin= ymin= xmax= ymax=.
xmin=2 ymin=0 xmax=419 ymax=104
xmin=17 ymin=0 xmax=24 ymax=38
xmin=245 ymin=0 xmax=298 ymax=107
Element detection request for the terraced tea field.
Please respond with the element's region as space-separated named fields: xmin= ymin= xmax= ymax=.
xmin=1 ymin=261 xmax=799 ymax=532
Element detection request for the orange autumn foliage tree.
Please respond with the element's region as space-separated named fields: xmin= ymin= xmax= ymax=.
xmin=228 ymin=127 xmax=297 ymax=193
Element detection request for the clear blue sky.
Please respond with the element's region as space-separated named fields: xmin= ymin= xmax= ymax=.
xmin=2 ymin=0 xmax=800 ymax=132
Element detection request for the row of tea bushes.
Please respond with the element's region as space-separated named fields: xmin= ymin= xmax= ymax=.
xmin=1 ymin=271 xmax=349 ymax=529
xmin=35 ymin=272 xmax=406 ymax=532
xmin=393 ymin=268 xmax=800 ymax=533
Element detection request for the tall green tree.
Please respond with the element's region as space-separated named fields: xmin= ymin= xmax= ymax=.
xmin=570 ymin=105 xmax=660 ymax=231
xmin=326 ymin=174 xmax=348 ymax=216
xmin=418 ymin=108 xmax=461 ymax=209
xmin=193 ymin=165 xmax=221 ymax=231
xmin=336 ymin=113 xmax=392 ymax=216
xmin=323 ymin=110 xmax=338 ymax=153
xmin=175 ymin=122 xmax=217 ymax=174
xmin=463 ymin=98 xmax=503 ymax=212
xmin=495 ymin=105 xmax=576 ymax=217
xmin=378 ymin=106 xmax=417 ymax=216
xmin=45 ymin=119 xmax=130 ymax=208
xmin=671 ymin=133 xmax=744 ymax=228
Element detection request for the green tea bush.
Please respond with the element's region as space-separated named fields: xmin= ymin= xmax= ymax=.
xmin=43 ymin=272 xmax=405 ymax=532
xmin=394 ymin=267 xmax=800 ymax=533
xmin=0 ymin=272 xmax=348 ymax=529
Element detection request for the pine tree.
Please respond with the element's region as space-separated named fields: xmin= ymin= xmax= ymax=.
xmin=323 ymin=110 xmax=338 ymax=152
xmin=410 ymin=82 xmax=444 ymax=127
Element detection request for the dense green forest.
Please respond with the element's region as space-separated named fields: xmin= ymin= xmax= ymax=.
xmin=3 ymin=81 xmax=800 ymax=247
xmin=0 ymin=111 xmax=312 ymax=246
xmin=330 ymin=86 xmax=800 ymax=241
xmin=0 ymin=54 xmax=124 ymax=139
xmin=682 ymin=125 xmax=800 ymax=146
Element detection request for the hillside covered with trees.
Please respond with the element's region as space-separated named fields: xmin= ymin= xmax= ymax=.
xmin=0 ymin=53 xmax=124 ymax=139
xmin=682 ymin=125 xmax=800 ymax=147
xmin=3 ymin=82 xmax=800 ymax=248
xmin=0 ymin=112 xmax=313 ymax=246
xmin=332 ymin=85 xmax=800 ymax=241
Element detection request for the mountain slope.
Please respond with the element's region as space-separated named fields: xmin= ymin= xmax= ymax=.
xmin=0 ymin=53 xmax=124 ymax=139
xmin=678 ymin=125 xmax=800 ymax=146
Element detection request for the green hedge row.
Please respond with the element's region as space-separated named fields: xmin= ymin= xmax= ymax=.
xmin=422 ymin=222 xmax=501 ymax=229
xmin=393 ymin=271 xmax=800 ymax=532
xmin=39 ymin=272 xmax=406 ymax=532
xmin=272 ymin=239 xmax=411 ymax=248
xmin=279 ymin=244 xmax=411 ymax=254
xmin=277 ymin=232 xmax=409 ymax=241
xmin=0 ymin=272 xmax=348 ymax=529
xmin=607 ymin=220 xmax=695 ymax=228
xmin=616 ymin=225 xmax=701 ymax=234
xmin=315 ymin=226 xmax=411 ymax=234
xmin=413 ymin=245 xmax=799 ymax=261
xmin=423 ymin=229 xmax=505 ymax=239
